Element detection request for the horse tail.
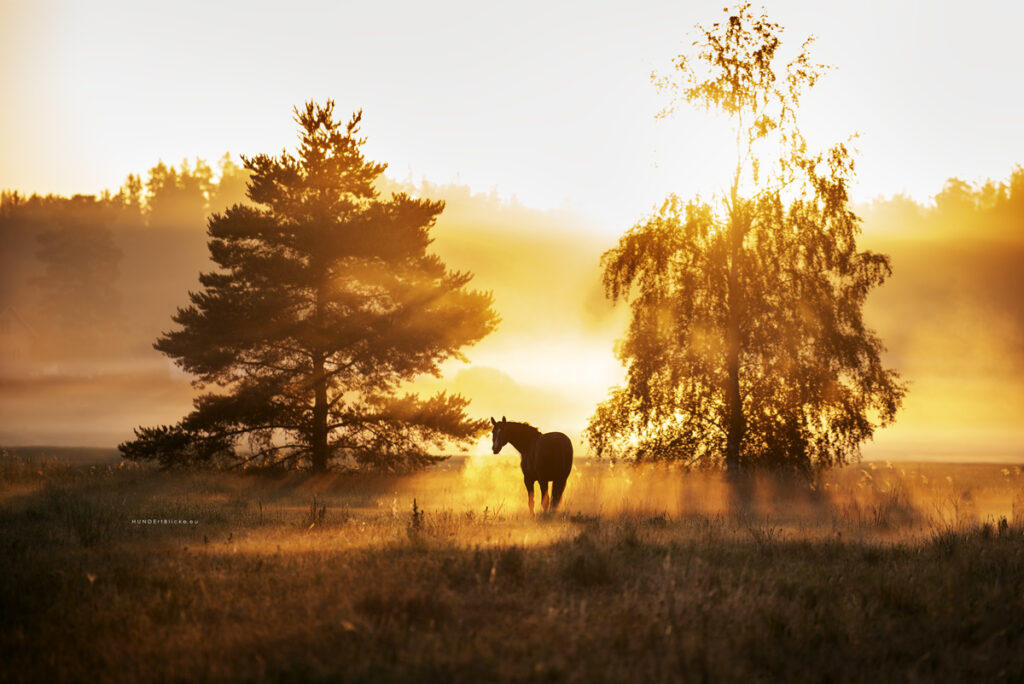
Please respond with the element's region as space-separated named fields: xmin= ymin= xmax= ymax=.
xmin=547 ymin=432 xmax=572 ymax=510
xmin=556 ymin=432 xmax=573 ymax=477
xmin=552 ymin=478 xmax=568 ymax=509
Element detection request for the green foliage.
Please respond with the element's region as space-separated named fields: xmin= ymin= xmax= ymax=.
xmin=121 ymin=101 xmax=498 ymax=472
xmin=589 ymin=4 xmax=905 ymax=472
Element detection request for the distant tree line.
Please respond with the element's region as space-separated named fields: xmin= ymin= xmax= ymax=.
xmin=5 ymin=150 xmax=1018 ymax=371
xmin=0 ymin=155 xmax=250 ymax=361
xmin=861 ymin=167 xmax=1024 ymax=241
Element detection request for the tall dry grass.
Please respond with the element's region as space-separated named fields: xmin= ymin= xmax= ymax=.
xmin=2 ymin=449 xmax=1024 ymax=682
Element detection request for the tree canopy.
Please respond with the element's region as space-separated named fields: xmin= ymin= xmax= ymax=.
xmin=119 ymin=101 xmax=498 ymax=472
xmin=586 ymin=3 xmax=906 ymax=473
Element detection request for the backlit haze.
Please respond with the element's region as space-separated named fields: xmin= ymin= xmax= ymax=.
xmin=2 ymin=0 xmax=1023 ymax=460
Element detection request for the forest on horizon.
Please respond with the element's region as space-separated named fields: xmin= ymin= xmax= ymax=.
xmin=1 ymin=158 xmax=1023 ymax=456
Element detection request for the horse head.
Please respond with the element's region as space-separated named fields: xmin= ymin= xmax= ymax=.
xmin=490 ymin=416 xmax=508 ymax=454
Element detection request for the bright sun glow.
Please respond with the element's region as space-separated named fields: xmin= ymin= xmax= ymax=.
xmin=3 ymin=1 xmax=1024 ymax=230
xmin=1 ymin=1 xmax=1023 ymax=461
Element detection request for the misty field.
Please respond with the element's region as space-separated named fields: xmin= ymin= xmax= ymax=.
xmin=3 ymin=450 xmax=1024 ymax=683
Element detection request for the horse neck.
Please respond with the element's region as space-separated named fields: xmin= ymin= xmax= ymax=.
xmin=507 ymin=425 xmax=540 ymax=458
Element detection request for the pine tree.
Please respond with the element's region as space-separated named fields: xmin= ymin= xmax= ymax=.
xmin=120 ymin=101 xmax=498 ymax=472
xmin=586 ymin=4 xmax=905 ymax=473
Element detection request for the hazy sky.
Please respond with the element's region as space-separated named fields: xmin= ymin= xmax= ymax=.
xmin=2 ymin=0 xmax=1023 ymax=458
xmin=2 ymin=0 xmax=1022 ymax=235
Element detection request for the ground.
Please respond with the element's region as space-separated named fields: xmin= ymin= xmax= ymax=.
xmin=2 ymin=449 xmax=1024 ymax=682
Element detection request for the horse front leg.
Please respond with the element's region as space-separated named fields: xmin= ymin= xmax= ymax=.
xmin=540 ymin=481 xmax=551 ymax=512
xmin=524 ymin=478 xmax=535 ymax=514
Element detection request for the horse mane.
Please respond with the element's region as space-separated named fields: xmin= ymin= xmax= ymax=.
xmin=504 ymin=421 xmax=541 ymax=439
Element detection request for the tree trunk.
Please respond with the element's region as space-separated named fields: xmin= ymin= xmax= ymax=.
xmin=311 ymin=271 xmax=330 ymax=474
xmin=311 ymin=352 xmax=329 ymax=473
xmin=724 ymin=288 xmax=744 ymax=474
xmin=724 ymin=193 xmax=746 ymax=475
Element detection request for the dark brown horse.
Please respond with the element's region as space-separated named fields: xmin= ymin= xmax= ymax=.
xmin=490 ymin=416 xmax=573 ymax=513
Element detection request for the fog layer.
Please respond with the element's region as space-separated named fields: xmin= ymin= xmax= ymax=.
xmin=2 ymin=165 xmax=1022 ymax=459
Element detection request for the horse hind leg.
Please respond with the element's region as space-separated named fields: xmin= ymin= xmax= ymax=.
xmin=541 ymin=481 xmax=550 ymax=512
xmin=551 ymin=479 xmax=567 ymax=511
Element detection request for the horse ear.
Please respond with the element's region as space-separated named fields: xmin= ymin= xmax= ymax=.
xmin=490 ymin=417 xmax=496 ymax=426
xmin=501 ymin=416 xmax=506 ymax=423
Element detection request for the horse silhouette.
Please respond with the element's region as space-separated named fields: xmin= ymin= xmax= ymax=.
xmin=491 ymin=416 xmax=573 ymax=513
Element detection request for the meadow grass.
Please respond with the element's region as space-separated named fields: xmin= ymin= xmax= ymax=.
xmin=2 ymin=450 xmax=1024 ymax=682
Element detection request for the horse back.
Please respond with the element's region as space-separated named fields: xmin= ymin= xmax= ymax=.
xmin=533 ymin=431 xmax=573 ymax=480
